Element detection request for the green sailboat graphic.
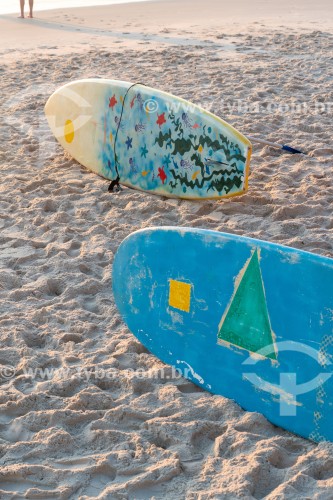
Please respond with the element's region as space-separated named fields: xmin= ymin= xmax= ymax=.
xmin=218 ymin=249 xmax=277 ymax=360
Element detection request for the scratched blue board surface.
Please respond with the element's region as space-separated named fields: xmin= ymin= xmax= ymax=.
xmin=112 ymin=227 xmax=333 ymax=442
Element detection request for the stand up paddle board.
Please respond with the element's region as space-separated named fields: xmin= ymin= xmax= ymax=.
xmin=45 ymin=79 xmax=252 ymax=200
xmin=113 ymin=227 xmax=333 ymax=442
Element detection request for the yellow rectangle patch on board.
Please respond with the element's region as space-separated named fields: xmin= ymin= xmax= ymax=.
xmin=169 ymin=279 xmax=191 ymax=313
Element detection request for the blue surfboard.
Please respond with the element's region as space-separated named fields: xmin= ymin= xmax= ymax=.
xmin=112 ymin=227 xmax=333 ymax=442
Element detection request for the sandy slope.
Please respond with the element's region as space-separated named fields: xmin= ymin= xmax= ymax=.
xmin=0 ymin=0 xmax=333 ymax=58
xmin=0 ymin=0 xmax=333 ymax=498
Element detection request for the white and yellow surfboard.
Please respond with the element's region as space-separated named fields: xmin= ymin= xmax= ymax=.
xmin=45 ymin=79 xmax=252 ymax=199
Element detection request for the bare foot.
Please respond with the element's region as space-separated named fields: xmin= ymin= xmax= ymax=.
xmin=18 ymin=15 xmax=24 ymax=18
xmin=28 ymin=14 xmax=33 ymax=18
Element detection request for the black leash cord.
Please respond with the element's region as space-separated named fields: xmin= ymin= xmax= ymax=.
xmin=108 ymin=82 xmax=145 ymax=193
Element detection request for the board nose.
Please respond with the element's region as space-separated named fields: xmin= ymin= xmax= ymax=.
xmin=45 ymin=83 xmax=94 ymax=143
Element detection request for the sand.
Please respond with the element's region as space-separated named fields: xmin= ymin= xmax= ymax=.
xmin=0 ymin=0 xmax=333 ymax=498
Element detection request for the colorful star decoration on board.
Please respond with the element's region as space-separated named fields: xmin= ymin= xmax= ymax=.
xmin=109 ymin=94 xmax=118 ymax=109
xmin=156 ymin=113 xmax=166 ymax=128
xmin=140 ymin=145 xmax=148 ymax=158
xmin=125 ymin=137 xmax=133 ymax=150
xmin=163 ymin=154 xmax=171 ymax=168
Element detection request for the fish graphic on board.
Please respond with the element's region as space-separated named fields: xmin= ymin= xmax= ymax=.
xmin=180 ymin=159 xmax=192 ymax=170
xmin=129 ymin=158 xmax=138 ymax=173
xmin=182 ymin=112 xmax=193 ymax=128
xmin=135 ymin=122 xmax=146 ymax=133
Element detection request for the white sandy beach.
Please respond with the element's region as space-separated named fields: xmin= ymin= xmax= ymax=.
xmin=0 ymin=0 xmax=333 ymax=498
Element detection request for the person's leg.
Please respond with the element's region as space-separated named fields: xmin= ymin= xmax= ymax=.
xmin=28 ymin=0 xmax=33 ymax=17
xmin=19 ymin=0 xmax=24 ymax=18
